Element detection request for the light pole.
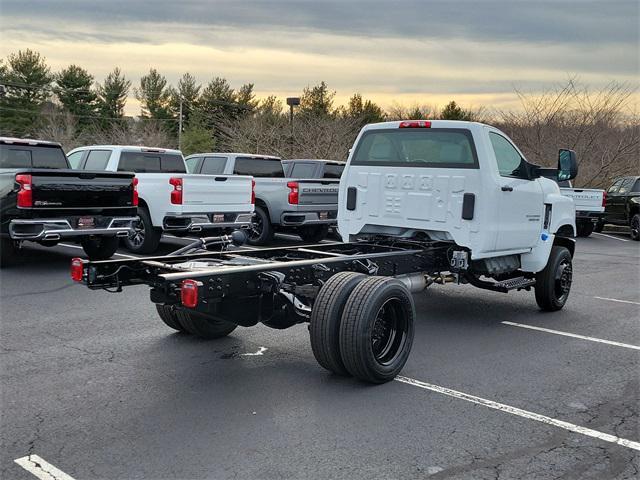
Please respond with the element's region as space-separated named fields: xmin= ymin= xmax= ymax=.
xmin=286 ymin=97 xmax=300 ymax=157
xmin=178 ymin=96 xmax=183 ymax=151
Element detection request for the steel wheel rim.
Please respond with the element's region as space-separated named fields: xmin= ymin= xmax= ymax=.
xmin=370 ymin=297 xmax=408 ymax=366
xmin=128 ymin=218 xmax=145 ymax=247
xmin=632 ymin=217 xmax=640 ymax=238
xmin=554 ymin=258 xmax=572 ymax=303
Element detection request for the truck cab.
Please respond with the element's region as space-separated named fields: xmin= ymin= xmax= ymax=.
xmin=338 ymin=120 xmax=577 ymax=273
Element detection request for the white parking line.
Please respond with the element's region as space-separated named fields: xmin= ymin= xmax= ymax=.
xmin=594 ymin=296 xmax=640 ymax=306
xmin=593 ymin=232 xmax=629 ymax=242
xmin=395 ymin=376 xmax=640 ymax=452
xmin=501 ymin=321 xmax=640 ymax=350
xmin=15 ymin=455 xmax=76 ymax=480
xmin=58 ymin=243 xmax=139 ymax=259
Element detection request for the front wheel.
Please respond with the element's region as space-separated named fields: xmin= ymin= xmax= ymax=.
xmin=80 ymin=236 xmax=119 ymax=260
xmin=175 ymin=309 xmax=237 ymax=339
xmin=339 ymin=277 xmax=415 ymax=383
xmin=576 ymin=221 xmax=594 ymax=237
xmin=299 ymin=225 xmax=329 ymax=243
xmin=630 ymin=214 xmax=640 ymax=241
xmin=534 ymin=246 xmax=572 ymax=311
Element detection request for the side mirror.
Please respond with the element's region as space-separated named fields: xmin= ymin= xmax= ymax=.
xmin=557 ymin=149 xmax=578 ymax=181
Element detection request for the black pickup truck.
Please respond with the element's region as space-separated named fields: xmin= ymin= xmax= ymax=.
xmin=0 ymin=137 xmax=138 ymax=265
xmin=596 ymin=176 xmax=640 ymax=240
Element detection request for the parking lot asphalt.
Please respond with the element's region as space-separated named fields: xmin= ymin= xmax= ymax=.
xmin=1 ymin=231 xmax=638 ymax=479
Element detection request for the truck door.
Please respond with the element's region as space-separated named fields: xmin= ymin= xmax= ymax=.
xmin=489 ymin=132 xmax=544 ymax=251
xmin=611 ymin=178 xmax=634 ymax=223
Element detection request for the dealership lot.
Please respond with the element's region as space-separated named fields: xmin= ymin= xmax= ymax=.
xmin=1 ymin=232 xmax=638 ymax=479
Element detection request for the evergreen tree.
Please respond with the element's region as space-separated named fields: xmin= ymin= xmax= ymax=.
xmin=0 ymin=49 xmax=53 ymax=136
xmin=135 ymin=68 xmax=172 ymax=119
xmin=299 ymin=81 xmax=335 ymax=117
xmin=55 ymin=65 xmax=97 ymax=129
xmin=345 ymin=93 xmax=385 ymax=125
xmin=440 ymin=101 xmax=473 ymax=121
xmin=197 ymin=76 xmax=237 ymax=129
xmin=235 ymin=83 xmax=258 ymax=117
xmin=97 ymin=67 xmax=130 ymax=119
xmin=170 ymin=72 xmax=200 ymax=125
xmin=181 ymin=111 xmax=214 ymax=156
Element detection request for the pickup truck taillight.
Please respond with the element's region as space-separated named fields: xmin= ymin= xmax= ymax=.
xmin=132 ymin=177 xmax=139 ymax=206
xmin=181 ymin=279 xmax=199 ymax=308
xmin=287 ymin=181 xmax=299 ymax=205
xmin=169 ymin=177 xmax=183 ymax=205
xmin=251 ymin=179 xmax=256 ymax=205
xmin=16 ymin=174 xmax=33 ymax=208
xmin=70 ymin=257 xmax=84 ymax=282
xmin=602 ymin=190 xmax=607 ymax=208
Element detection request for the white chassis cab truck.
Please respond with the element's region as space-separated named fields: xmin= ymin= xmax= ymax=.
xmin=67 ymin=146 xmax=255 ymax=254
xmin=72 ymin=120 xmax=578 ymax=384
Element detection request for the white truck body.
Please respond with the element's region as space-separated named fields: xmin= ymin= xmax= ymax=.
xmin=67 ymin=146 xmax=254 ymax=232
xmin=338 ymin=120 xmax=576 ymax=273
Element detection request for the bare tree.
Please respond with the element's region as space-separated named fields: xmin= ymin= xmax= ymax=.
xmin=498 ymin=80 xmax=639 ymax=188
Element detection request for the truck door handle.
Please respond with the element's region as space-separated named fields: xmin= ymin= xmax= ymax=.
xmin=501 ymin=186 xmax=513 ymax=192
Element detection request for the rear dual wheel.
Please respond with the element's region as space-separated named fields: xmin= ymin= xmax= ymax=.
xmin=155 ymin=304 xmax=237 ymax=339
xmin=310 ymin=274 xmax=415 ymax=384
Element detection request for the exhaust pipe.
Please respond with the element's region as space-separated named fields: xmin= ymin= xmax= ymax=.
xmin=190 ymin=225 xmax=202 ymax=232
xmin=43 ymin=233 xmax=61 ymax=241
xmin=116 ymin=230 xmax=129 ymax=237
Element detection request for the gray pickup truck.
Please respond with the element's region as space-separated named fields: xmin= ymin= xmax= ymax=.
xmin=185 ymin=153 xmax=339 ymax=244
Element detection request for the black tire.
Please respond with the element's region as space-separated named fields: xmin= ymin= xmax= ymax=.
xmin=534 ymin=246 xmax=573 ymax=311
xmin=630 ymin=214 xmax=640 ymax=241
xmin=0 ymin=237 xmax=18 ymax=268
xmin=593 ymin=221 xmax=604 ymax=233
xmin=175 ymin=309 xmax=237 ymax=339
xmin=124 ymin=207 xmax=161 ymax=254
xmin=339 ymin=277 xmax=415 ymax=384
xmin=80 ymin=236 xmax=119 ymax=260
xmin=247 ymin=206 xmax=274 ymax=246
xmin=576 ymin=221 xmax=594 ymax=238
xmin=310 ymin=272 xmax=366 ymax=376
xmin=155 ymin=304 xmax=186 ymax=332
xmin=299 ymin=225 xmax=329 ymax=243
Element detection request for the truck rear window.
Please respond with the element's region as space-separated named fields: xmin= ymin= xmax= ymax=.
xmin=234 ymin=157 xmax=284 ymax=178
xmin=323 ymin=164 xmax=344 ymax=178
xmin=0 ymin=144 xmax=69 ymax=169
xmin=352 ymin=129 xmax=478 ymax=169
xmin=118 ymin=152 xmax=186 ymax=173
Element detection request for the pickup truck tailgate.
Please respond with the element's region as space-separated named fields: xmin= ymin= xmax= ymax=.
xmin=182 ymin=174 xmax=252 ymax=207
xmin=560 ymin=188 xmax=604 ymax=212
xmin=296 ymin=179 xmax=340 ymax=205
xmin=28 ymin=169 xmax=135 ymax=209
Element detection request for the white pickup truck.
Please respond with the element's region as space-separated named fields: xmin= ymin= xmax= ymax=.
xmin=76 ymin=120 xmax=580 ymax=384
xmin=67 ymin=146 xmax=254 ymax=253
xmin=557 ymin=181 xmax=606 ymax=237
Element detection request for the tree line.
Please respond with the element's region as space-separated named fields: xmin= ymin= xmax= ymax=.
xmin=0 ymin=49 xmax=637 ymax=187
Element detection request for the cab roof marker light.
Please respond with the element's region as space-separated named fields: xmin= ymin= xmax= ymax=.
xmin=399 ymin=120 xmax=432 ymax=128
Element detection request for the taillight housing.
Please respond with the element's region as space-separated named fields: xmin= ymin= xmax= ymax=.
xmin=16 ymin=174 xmax=33 ymax=208
xmin=251 ymin=179 xmax=256 ymax=205
xmin=602 ymin=191 xmax=607 ymax=208
xmin=169 ymin=177 xmax=183 ymax=205
xmin=70 ymin=257 xmax=84 ymax=282
xmin=181 ymin=279 xmax=199 ymax=308
xmin=399 ymin=120 xmax=431 ymax=128
xmin=287 ymin=181 xmax=299 ymax=205
xmin=132 ymin=177 xmax=139 ymax=206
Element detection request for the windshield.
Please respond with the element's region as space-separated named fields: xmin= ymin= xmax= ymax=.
xmin=352 ymin=128 xmax=478 ymax=168
xmin=0 ymin=144 xmax=69 ymax=169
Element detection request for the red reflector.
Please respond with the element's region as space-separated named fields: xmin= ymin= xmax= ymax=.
xmin=399 ymin=120 xmax=431 ymax=128
xmin=251 ymin=179 xmax=256 ymax=205
xmin=602 ymin=190 xmax=607 ymax=208
xmin=287 ymin=181 xmax=299 ymax=205
xmin=169 ymin=177 xmax=183 ymax=205
xmin=16 ymin=174 xmax=33 ymax=208
xmin=181 ymin=279 xmax=199 ymax=308
xmin=132 ymin=177 xmax=139 ymax=206
xmin=70 ymin=257 xmax=84 ymax=282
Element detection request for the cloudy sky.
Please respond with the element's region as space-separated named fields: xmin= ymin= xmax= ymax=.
xmin=1 ymin=0 xmax=638 ymax=115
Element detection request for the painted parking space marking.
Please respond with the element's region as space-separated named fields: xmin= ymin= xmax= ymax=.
xmin=594 ymin=296 xmax=640 ymax=306
xmin=593 ymin=232 xmax=629 ymax=242
xmin=241 ymin=346 xmax=268 ymax=356
xmin=395 ymin=376 xmax=640 ymax=452
xmin=501 ymin=321 xmax=640 ymax=350
xmin=58 ymin=243 xmax=140 ymax=259
xmin=15 ymin=455 xmax=76 ymax=480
